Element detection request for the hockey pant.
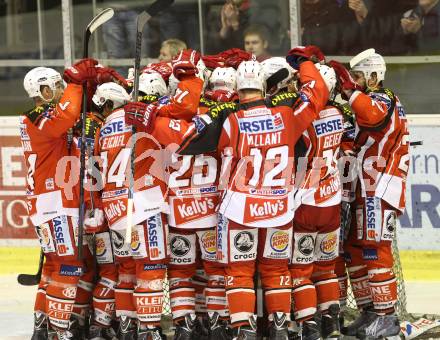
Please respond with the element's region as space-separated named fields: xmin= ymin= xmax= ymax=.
xmin=112 ymin=213 xmax=168 ymax=326
xmin=34 ymin=215 xmax=87 ymax=330
xmin=216 ymin=216 xmax=292 ymax=328
xmin=168 ymin=226 xmax=228 ymax=322
xmin=289 ymin=204 xmax=340 ymax=322
xmin=88 ymin=230 xmax=118 ymax=327
xmin=344 ymin=196 xmax=399 ymax=315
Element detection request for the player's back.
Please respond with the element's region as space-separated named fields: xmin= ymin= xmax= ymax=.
xmin=97 ymin=108 xmax=167 ymax=230
xmin=299 ymin=104 xmax=345 ymax=207
xmin=218 ymin=101 xmax=303 ymax=228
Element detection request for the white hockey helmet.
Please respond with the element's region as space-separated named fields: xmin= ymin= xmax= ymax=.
xmin=23 ymin=67 xmax=62 ymax=98
xmin=168 ymin=74 xmax=179 ymax=96
xmin=315 ymin=63 xmax=337 ymax=96
xmin=261 ymin=57 xmax=296 ymax=95
xmin=138 ymin=72 xmax=168 ymax=97
xmin=236 ymin=60 xmax=265 ymax=92
xmin=92 ymin=82 xmax=131 ymax=109
xmin=209 ymin=67 xmax=237 ymax=92
xmin=350 ymin=48 xmax=386 ymax=83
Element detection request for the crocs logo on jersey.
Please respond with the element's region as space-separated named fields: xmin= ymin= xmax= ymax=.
xmin=131 ymin=229 xmax=141 ymax=252
xmin=313 ymin=116 xmax=343 ymax=137
xmin=298 ymin=235 xmax=314 ymax=256
xmin=147 ymin=215 xmax=161 ymax=258
xmin=111 ymin=230 xmax=125 ymax=250
xmin=170 ymin=236 xmax=191 ymax=257
xmin=238 ymin=113 xmax=284 ymax=134
xmin=270 ymin=231 xmax=289 ymax=252
xmin=201 ymin=231 xmax=216 ymax=255
xmin=320 ymin=232 xmax=337 ymax=255
xmin=234 ymin=231 xmax=254 ymax=253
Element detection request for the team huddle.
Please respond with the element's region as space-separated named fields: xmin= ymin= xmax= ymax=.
xmin=20 ymin=45 xmax=409 ymax=340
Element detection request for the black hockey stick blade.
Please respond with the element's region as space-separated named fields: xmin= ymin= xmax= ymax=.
xmin=17 ymin=250 xmax=44 ymax=286
xmin=83 ymin=8 xmax=114 ymax=58
xmin=410 ymin=141 xmax=423 ymax=146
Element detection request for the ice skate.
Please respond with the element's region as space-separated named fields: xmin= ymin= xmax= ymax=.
xmin=295 ymin=320 xmax=321 ymax=340
xmin=88 ymin=324 xmax=117 ymax=340
xmin=208 ymin=311 xmax=231 ymax=340
xmin=117 ymin=315 xmax=137 ymax=340
xmin=357 ymin=314 xmax=401 ymax=340
xmin=31 ymin=311 xmax=48 ymax=340
xmin=341 ymin=307 xmax=377 ymax=336
xmin=173 ymin=313 xmax=197 ymax=340
xmin=233 ymin=314 xmax=257 ymax=340
xmin=321 ymin=304 xmax=341 ymax=339
xmin=268 ymin=312 xmax=289 ymax=340
xmin=138 ymin=324 xmax=166 ymax=340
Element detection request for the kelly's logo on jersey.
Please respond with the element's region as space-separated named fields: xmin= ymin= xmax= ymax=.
xmin=313 ymin=116 xmax=343 ymax=137
xmin=238 ymin=113 xmax=284 ymax=134
xmin=174 ymin=196 xmax=217 ymax=225
xmin=243 ymin=197 xmax=288 ymax=223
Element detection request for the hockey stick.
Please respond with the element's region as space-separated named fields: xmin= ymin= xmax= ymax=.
xmin=17 ymin=249 xmax=44 ymax=286
xmin=410 ymin=141 xmax=423 ymax=146
xmin=78 ymin=8 xmax=114 ymax=260
xmin=126 ymin=0 xmax=175 ymax=244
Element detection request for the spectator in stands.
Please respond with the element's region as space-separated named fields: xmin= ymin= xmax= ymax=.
xmin=243 ymin=24 xmax=271 ymax=61
xmin=401 ymin=0 xmax=440 ymax=53
xmin=159 ymin=2 xmax=200 ymax=51
xmin=301 ymin=0 xmax=368 ymax=55
xmin=158 ymin=39 xmax=187 ymax=62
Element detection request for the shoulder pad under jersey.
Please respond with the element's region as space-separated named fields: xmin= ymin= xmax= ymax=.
xmin=207 ymin=101 xmax=237 ymax=122
xmin=23 ymin=104 xmax=54 ymax=126
xmin=199 ymin=96 xmax=216 ymax=108
xmin=329 ymin=100 xmax=353 ymax=122
xmin=267 ymin=91 xmax=300 ymax=108
xmin=179 ymin=102 xmax=237 ymax=155
xmin=140 ymin=94 xmax=159 ymax=104
xmin=366 ymin=87 xmax=396 ymax=111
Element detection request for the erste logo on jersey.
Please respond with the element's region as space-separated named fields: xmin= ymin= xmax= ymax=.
xmin=53 ymin=216 xmax=74 ymax=256
xmin=100 ymin=119 xmax=129 ymax=138
xmin=366 ymin=196 xmax=381 ymax=241
xmin=238 ymin=113 xmax=284 ymax=134
xmin=313 ymin=116 xmax=343 ymax=137
xmin=243 ymin=196 xmax=288 ymax=223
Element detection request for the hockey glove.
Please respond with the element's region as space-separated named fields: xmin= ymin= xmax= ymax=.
xmin=204 ymin=89 xmax=237 ymax=103
xmin=84 ymin=208 xmax=105 ymax=234
xmin=172 ymin=49 xmax=201 ymax=80
xmin=124 ymin=102 xmax=157 ymax=133
xmin=143 ymin=62 xmax=173 ymax=83
xmin=286 ymin=45 xmax=325 ymax=70
xmin=201 ymin=54 xmax=225 ymax=70
xmin=96 ymin=67 xmax=129 ymax=89
xmin=328 ymin=60 xmax=362 ymax=100
xmin=219 ymin=48 xmax=252 ymax=69
xmin=63 ymin=58 xmax=98 ymax=84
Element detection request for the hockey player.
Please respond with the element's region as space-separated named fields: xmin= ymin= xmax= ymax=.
xmin=165 ymin=65 xmax=239 ymax=340
xmin=176 ymin=47 xmax=330 ymax=339
xmin=20 ymin=59 xmax=101 ymax=339
xmin=101 ymin=49 xmax=204 ymax=339
xmin=329 ymin=50 xmax=409 ymax=339
xmin=287 ymin=64 xmax=344 ymax=340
